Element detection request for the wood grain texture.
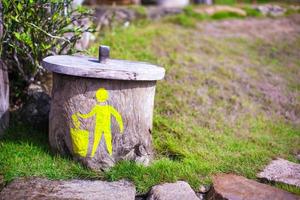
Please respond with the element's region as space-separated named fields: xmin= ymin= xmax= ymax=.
xmin=50 ymin=73 xmax=156 ymax=170
xmin=42 ymin=55 xmax=165 ymax=81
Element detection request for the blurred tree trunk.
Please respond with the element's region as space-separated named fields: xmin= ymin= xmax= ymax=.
xmin=0 ymin=0 xmax=9 ymax=136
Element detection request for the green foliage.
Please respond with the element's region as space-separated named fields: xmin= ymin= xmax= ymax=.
xmin=168 ymin=6 xmax=261 ymax=27
xmin=243 ymin=6 xmax=262 ymax=17
xmin=129 ymin=5 xmax=147 ymax=18
xmin=167 ymin=6 xmax=208 ymax=28
xmin=2 ymin=0 xmax=94 ymax=98
xmin=184 ymin=6 xmax=207 ymax=20
xmin=285 ymin=7 xmax=300 ymax=16
xmin=211 ymin=11 xmax=245 ymax=19
xmin=214 ymin=0 xmax=236 ymax=5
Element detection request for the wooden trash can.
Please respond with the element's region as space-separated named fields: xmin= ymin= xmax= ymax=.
xmin=42 ymin=46 xmax=165 ymax=170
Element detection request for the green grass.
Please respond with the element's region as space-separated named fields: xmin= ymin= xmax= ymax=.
xmin=166 ymin=5 xmax=261 ymax=27
xmin=242 ymin=6 xmax=263 ymax=17
xmin=211 ymin=11 xmax=245 ymax=19
xmin=1 ymin=11 xmax=300 ymax=196
xmin=0 ymin=121 xmax=102 ymax=183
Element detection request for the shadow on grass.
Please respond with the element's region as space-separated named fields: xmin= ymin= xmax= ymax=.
xmin=1 ymin=119 xmax=50 ymax=154
xmin=0 ymin=115 xmax=102 ymax=183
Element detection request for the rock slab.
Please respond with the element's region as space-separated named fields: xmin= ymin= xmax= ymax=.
xmin=0 ymin=178 xmax=136 ymax=200
xmin=258 ymin=158 xmax=300 ymax=187
xmin=0 ymin=1 xmax=9 ymax=136
xmin=147 ymin=181 xmax=199 ymax=200
xmin=20 ymin=83 xmax=51 ymax=130
xmin=207 ymin=174 xmax=300 ymax=200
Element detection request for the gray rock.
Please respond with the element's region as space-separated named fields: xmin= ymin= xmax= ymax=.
xmin=256 ymin=5 xmax=286 ymax=17
xmin=199 ymin=185 xmax=210 ymax=193
xmin=147 ymin=7 xmax=183 ymax=20
xmin=0 ymin=178 xmax=136 ymax=200
xmin=94 ymin=6 xmax=183 ymax=29
xmin=0 ymin=2 xmax=9 ymax=137
xmin=0 ymin=61 xmax=9 ymax=136
xmin=258 ymin=158 xmax=300 ymax=187
xmin=20 ymin=84 xmax=50 ymax=129
xmin=196 ymin=192 xmax=205 ymax=200
xmin=207 ymin=174 xmax=300 ymax=200
xmin=147 ymin=181 xmax=199 ymax=200
xmin=157 ymin=0 xmax=189 ymax=8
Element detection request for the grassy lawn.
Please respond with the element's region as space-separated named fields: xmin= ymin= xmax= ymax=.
xmin=1 ymin=7 xmax=300 ymax=195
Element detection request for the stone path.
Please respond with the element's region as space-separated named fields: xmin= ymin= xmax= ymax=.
xmin=258 ymin=158 xmax=300 ymax=187
xmin=1 ymin=159 xmax=300 ymax=200
xmin=0 ymin=178 xmax=136 ymax=200
xmin=0 ymin=175 xmax=299 ymax=200
xmin=207 ymin=174 xmax=300 ymax=200
xmin=147 ymin=181 xmax=199 ymax=200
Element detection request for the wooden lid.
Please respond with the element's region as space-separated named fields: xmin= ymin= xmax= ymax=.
xmin=42 ymin=46 xmax=165 ymax=81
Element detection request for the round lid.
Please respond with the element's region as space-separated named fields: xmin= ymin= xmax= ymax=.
xmin=42 ymin=45 xmax=165 ymax=81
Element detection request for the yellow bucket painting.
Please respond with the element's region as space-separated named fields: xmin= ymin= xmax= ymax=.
xmin=70 ymin=88 xmax=124 ymax=158
xmin=70 ymin=114 xmax=89 ymax=157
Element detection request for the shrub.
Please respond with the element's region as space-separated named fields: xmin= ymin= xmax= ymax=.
xmin=211 ymin=11 xmax=245 ymax=20
xmin=168 ymin=6 xmax=208 ymax=28
xmin=1 ymin=0 xmax=94 ymax=100
xmin=184 ymin=6 xmax=207 ymax=20
xmin=243 ymin=7 xmax=262 ymax=17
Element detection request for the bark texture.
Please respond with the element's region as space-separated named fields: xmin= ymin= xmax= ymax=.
xmin=50 ymin=73 xmax=156 ymax=170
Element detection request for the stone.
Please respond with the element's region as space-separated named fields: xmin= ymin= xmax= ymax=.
xmin=147 ymin=181 xmax=199 ymax=200
xmin=0 ymin=1 xmax=9 ymax=136
xmin=0 ymin=178 xmax=136 ymax=200
xmin=157 ymin=0 xmax=189 ymax=8
xmin=296 ymin=154 xmax=300 ymax=161
xmin=0 ymin=61 xmax=9 ymax=136
xmin=258 ymin=158 xmax=300 ymax=187
xmin=199 ymin=185 xmax=210 ymax=193
xmin=20 ymin=83 xmax=50 ymax=130
xmin=207 ymin=174 xmax=299 ymax=200
xmin=196 ymin=192 xmax=205 ymax=200
xmin=94 ymin=6 xmax=138 ymax=29
xmin=256 ymin=5 xmax=286 ymax=17
xmin=147 ymin=7 xmax=183 ymax=20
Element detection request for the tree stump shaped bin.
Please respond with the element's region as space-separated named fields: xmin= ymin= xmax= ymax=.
xmin=42 ymin=46 xmax=165 ymax=170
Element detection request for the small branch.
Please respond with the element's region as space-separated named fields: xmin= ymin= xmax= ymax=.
xmin=13 ymin=49 xmax=28 ymax=82
xmin=27 ymin=22 xmax=71 ymax=43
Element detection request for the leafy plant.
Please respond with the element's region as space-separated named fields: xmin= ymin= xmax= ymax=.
xmin=243 ymin=6 xmax=262 ymax=17
xmin=1 ymin=0 xmax=94 ymax=99
xmin=211 ymin=11 xmax=245 ymax=19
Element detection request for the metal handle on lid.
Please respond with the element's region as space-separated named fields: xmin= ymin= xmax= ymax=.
xmin=99 ymin=45 xmax=110 ymax=63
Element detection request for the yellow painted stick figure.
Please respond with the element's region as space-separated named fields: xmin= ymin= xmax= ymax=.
xmin=74 ymin=88 xmax=124 ymax=157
